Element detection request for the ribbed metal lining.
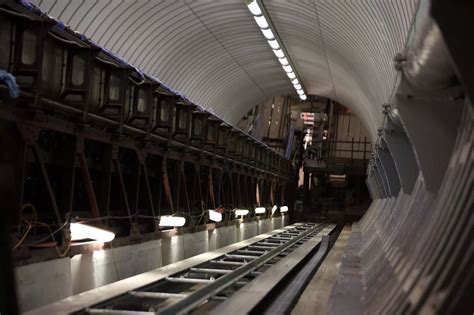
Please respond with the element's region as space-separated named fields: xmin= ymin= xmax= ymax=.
xmin=32 ymin=0 xmax=418 ymax=139
xmin=266 ymin=0 xmax=419 ymax=138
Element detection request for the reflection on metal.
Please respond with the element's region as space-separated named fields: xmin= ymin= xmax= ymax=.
xmin=57 ymin=223 xmax=330 ymax=315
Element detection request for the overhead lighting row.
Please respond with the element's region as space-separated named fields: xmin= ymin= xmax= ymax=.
xmin=247 ymin=0 xmax=307 ymax=101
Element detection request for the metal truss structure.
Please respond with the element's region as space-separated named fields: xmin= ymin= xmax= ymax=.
xmin=0 ymin=3 xmax=296 ymax=263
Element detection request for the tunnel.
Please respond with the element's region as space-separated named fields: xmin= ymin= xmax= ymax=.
xmin=0 ymin=0 xmax=472 ymax=314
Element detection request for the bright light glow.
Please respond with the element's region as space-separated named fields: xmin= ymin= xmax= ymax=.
xmin=297 ymin=89 xmax=304 ymax=95
xmin=248 ymin=2 xmax=306 ymax=100
xmin=278 ymin=57 xmax=289 ymax=66
xmin=273 ymin=49 xmax=284 ymax=58
xmin=235 ymin=209 xmax=249 ymax=217
xmin=247 ymin=0 xmax=262 ymax=15
xmin=282 ymin=64 xmax=293 ymax=73
xmin=255 ymin=207 xmax=266 ymax=214
xmin=254 ymin=15 xmax=269 ymax=29
xmin=70 ymin=223 xmax=115 ymax=243
xmin=208 ymin=210 xmax=222 ymax=222
xmin=280 ymin=206 xmax=289 ymax=213
xmin=159 ymin=216 xmax=186 ymax=227
xmin=261 ymin=28 xmax=274 ymax=40
xmin=268 ymin=39 xmax=280 ymax=49
xmin=271 ymin=205 xmax=278 ymax=215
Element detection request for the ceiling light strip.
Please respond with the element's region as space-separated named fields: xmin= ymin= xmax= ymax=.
xmin=247 ymin=0 xmax=307 ymax=101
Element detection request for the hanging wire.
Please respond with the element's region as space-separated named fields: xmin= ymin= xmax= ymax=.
xmin=14 ymin=203 xmax=71 ymax=257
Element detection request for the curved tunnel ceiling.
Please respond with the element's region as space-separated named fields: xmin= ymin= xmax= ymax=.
xmin=32 ymin=0 xmax=419 ymax=141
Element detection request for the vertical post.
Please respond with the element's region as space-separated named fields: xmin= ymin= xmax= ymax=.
xmin=351 ymin=137 xmax=354 ymax=165
xmin=0 ymin=122 xmax=26 ymax=228
xmin=363 ymin=136 xmax=367 ymax=169
xmin=303 ymin=170 xmax=310 ymax=210
xmin=59 ymin=135 xmax=76 ymax=217
xmin=112 ymin=146 xmax=132 ymax=220
xmin=208 ymin=167 xmax=216 ymax=209
xmin=99 ymin=145 xmax=113 ymax=221
xmin=162 ymin=156 xmax=174 ymax=212
xmin=77 ymin=137 xmax=102 ymax=222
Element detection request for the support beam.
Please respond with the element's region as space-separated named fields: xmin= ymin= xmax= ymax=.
xmin=383 ymin=119 xmax=419 ymax=194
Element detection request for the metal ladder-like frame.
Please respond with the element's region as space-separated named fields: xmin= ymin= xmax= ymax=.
xmin=80 ymin=223 xmax=325 ymax=315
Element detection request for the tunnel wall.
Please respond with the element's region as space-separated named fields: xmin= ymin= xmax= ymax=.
xmin=329 ymin=103 xmax=472 ymax=314
xmin=14 ymin=216 xmax=289 ymax=312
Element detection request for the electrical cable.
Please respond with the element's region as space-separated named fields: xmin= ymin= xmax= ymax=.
xmin=13 ymin=203 xmax=38 ymax=249
xmin=13 ymin=203 xmax=71 ymax=257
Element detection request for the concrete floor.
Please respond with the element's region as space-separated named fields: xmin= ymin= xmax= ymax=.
xmin=292 ymin=225 xmax=352 ymax=315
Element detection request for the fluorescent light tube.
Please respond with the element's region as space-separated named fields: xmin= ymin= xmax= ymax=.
xmin=268 ymin=39 xmax=280 ymax=49
xmin=235 ymin=209 xmax=249 ymax=217
xmin=271 ymin=205 xmax=278 ymax=215
xmin=247 ymin=1 xmax=262 ymax=15
xmin=273 ymin=49 xmax=284 ymax=58
xmin=70 ymin=222 xmax=115 ymax=243
xmin=297 ymin=89 xmax=304 ymax=95
xmin=291 ymin=78 xmax=299 ymax=85
xmin=287 ymin=72 xmax=296 ymax=79
xmin=208 ymin=210 xmax=222 ymax=222
xmin=255 ymin=207 xmax=266 ymax=214
xmin=261 ymin=28 xmax=274 ymax=40
xmin=282 ymin=64 xmax=293 ymax=73
xmin=280 ymin=206 xmax=289 ymax=213
xmin=278 ymin=57 xmax=289 ymax=66
xmin=300 ymin=94 xmax=307 ymax=100
xmin=254 ymin=15 xmax=269 ymax=29
xmin=159 ymin=216 xmax=186 ymax=227
xmin=294 ymin=84 xmax=302 ymax=89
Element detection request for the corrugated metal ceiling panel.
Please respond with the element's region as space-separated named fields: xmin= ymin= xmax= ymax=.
xmin=31 ymin=0 xmax=419 ymax=139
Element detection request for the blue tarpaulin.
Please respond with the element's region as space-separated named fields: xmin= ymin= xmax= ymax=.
xmin=0 ymin=70 xmax=20 ymax=98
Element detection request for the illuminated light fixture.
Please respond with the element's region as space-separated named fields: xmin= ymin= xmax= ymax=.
xmin=261 ymin=28 xmax=274 ymax=40
xmin=267 ymin=39 xmax=280 ymax=49
xmin=235 ymin=209 xmax=249 ymax=217
xmin=297 ymin=89 xmax=304 ymax=95
xmin=280 ymin=206 xmax=289 ymax=213
xmin=70 ymin=222 xmax=115 ymax=243
xmin=278 ymin=57 xmax=289 ymax=66
xmin=159 ymin=216 xmax=186 ymax=227
xmin=247 ymin=0 xmax=307 ymax=102
xmin=247 ymin=0 xmax=262 ymax=15
xmin=255 ymin=207 xmax=266 ymax=214
xmin=271 ymin=205 xmax=278 ymax=215
xmin=254 ymin=15 xmax=269 ymax=29
xmin=273 ymin=49 xmax=284 ymax=58
xmin=282 ymin=64 xmax=293 ymax=73
xmin=208 ymin=210 xmax=222 ymax=222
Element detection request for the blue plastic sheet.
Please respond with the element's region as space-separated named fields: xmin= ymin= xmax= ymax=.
xmin=0 ymin=70 xmax=20 ymax=98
